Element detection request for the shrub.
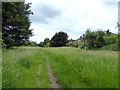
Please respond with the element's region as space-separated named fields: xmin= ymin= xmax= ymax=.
xmin=44 ymin=42 xmax=50 ymax=47
xmin=81 ymin=29 xmax=118 ymax=51
xmin=81 ymin=29 xmax=106 ymax=49
xmin=101 ymin=44 xmax=118 ymax=51
xmin=104 ymin=35 xmax=117 ymax=45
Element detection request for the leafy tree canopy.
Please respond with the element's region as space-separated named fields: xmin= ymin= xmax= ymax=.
xmin=50 ymin=31 xmax=68 ymax=47
xmin=2 ymin=2 xmax=33 ymax=48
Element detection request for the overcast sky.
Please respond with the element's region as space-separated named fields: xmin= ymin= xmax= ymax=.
xmin=25 ymin=0 xmax=119 ymax=43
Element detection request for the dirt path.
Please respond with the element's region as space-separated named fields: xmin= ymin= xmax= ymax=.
xmin=46 ymin=60 xmax=61 ymax=89
xmin=36 ymin=64 xmax=41 ymax=88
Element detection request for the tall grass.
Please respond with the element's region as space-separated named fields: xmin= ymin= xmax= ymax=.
xmin=2 ymin=47 xmax=50 ymax=88
xmin=42 ymin=47 xmax=118 ymax=88
xmin=2 ymin=47 xmax=118 ymax=88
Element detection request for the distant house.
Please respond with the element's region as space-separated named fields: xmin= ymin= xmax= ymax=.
xmin=67 ymin=37 xmax=83 ymax=47
xmin=68 ymin=38 xmax=76 ymax=43
xmin=68 ymin=38 xmax=80 ymax=43
xmin=74 ymin=38 xmax=81 ymax=43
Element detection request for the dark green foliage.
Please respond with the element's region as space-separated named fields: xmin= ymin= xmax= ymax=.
xmin=104 ymin=35 xmax=117 ymax=45
xmin=66 ymin=41 xmax=76 ymax=47
xmin=43 ymin=38 xmax=49 ymax=45
xmin=106 ymin=29 xmax=111 ymax=35
xmin=81 ymin=29 xmax=118 ymax=51
xmin=50 ymin=31 xmax=68 ymax=47
xmin=2 ymin=2 xmax=33 ymax=48
xmin=38 ymin=38 xmax=50 ymax=47
xmin=101 ymin=44 xmax=118 ymax=51
xmin=24 ymin=41 xmax=38 ymax=46
xmin=66 ymin=39 xmax=74 ymax=47
xmin=117 ymin=23 xmax=120 ymax=51
xmin=82 ymin=29 xmax=106 ymax=49
xmin=118 ymin=35 xmax=120 ymax=51
xmin=38 ymin=42 xmax=44 ymax=47
xmin=43 ymin=38 xmax=50 ymax=47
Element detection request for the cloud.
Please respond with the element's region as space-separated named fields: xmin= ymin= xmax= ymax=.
xmin=39 ymin=4 xmax=61 ymax=18
xmin=25 ymin=0 xmax=118 ymax=43
xmin=29 ymin=23 xmax=82 ymax=43
xmin=30 ymin=3 xmax=61 ymax=24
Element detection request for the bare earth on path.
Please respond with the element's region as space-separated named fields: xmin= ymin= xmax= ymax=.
xmin=46 ymin=60 xmax=61 ymax=89
xmin=36 ymin=64 xmax=41 ymax=88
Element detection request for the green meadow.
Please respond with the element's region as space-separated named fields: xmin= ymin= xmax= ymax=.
xmin=2 ymin=47 xmax=118 ymax=88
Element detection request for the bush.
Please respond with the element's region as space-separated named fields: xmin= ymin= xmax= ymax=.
xmin=82 ymin=29 xmax=106 ymax=49
xmin=38 ymin=42 xmax=44 ymax=47
xmin=101 ymin=44 xmax=118 ymax=51
xmin=104 ymin=35 xmax=117 ymax=45
xmin=81 ymin=29 xmax=118 ymax=51
xmin=44 ymin=42 xmax=50 ymax=47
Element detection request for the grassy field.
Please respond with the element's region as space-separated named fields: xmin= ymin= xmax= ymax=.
xmin=2 ymin=47 xmax=51 ymax=88
xmin=2 ymin=47 xmax=118 ymax=88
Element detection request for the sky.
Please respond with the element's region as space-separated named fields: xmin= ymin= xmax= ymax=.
xmin=25 ymin=0 xmax=119 ymax=43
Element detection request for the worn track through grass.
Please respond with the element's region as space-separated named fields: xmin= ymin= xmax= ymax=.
xmin=2 ymin=47 xmax=118 ymax=88
xmin=46 ymin=60 xmax=61 ymax=89
xmin=36 ymin=64 xmax=41 ymax=88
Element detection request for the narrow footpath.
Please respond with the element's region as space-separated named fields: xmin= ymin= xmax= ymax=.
xmin=36 ymin=64 xmax=41 ymax=88
xmin=46 ymin=60 xmax=61 ymax=89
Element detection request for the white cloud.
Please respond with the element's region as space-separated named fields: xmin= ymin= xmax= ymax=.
xmin=29 ymin=23 xmax=55 ymax=43
xmin=26 ymin=0 xmax=118 ymax=43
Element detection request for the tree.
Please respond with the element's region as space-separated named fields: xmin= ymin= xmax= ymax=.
xmin=38 ymin=42 xmax=44 ymax=47
xmin=106 ymin=29 xmax=110 ymax=35
xmin=2 ymin=2 xmax=33 ymax=48
xmin=117 ymin=23 xmax=120 ymax=50
xmin=38 ymin=38 xmax=50 ymax=47
xmin=50 ymin=31 xmax=68 ymax=47
xmin=43 ymin=38 xmax=50 ymax=47
xmin=81 ymin=29 xmax=106 ymax=49
xmin=117 ymin=22 xmax=120 ymax=32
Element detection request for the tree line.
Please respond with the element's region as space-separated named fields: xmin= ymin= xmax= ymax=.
xmin=39 ymin=29 xmax=119 ymax=51
xmin=1 ymin=2 xmax=119 ymax=51
xmin=38 ymin=31 xmax=68 ymax=47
